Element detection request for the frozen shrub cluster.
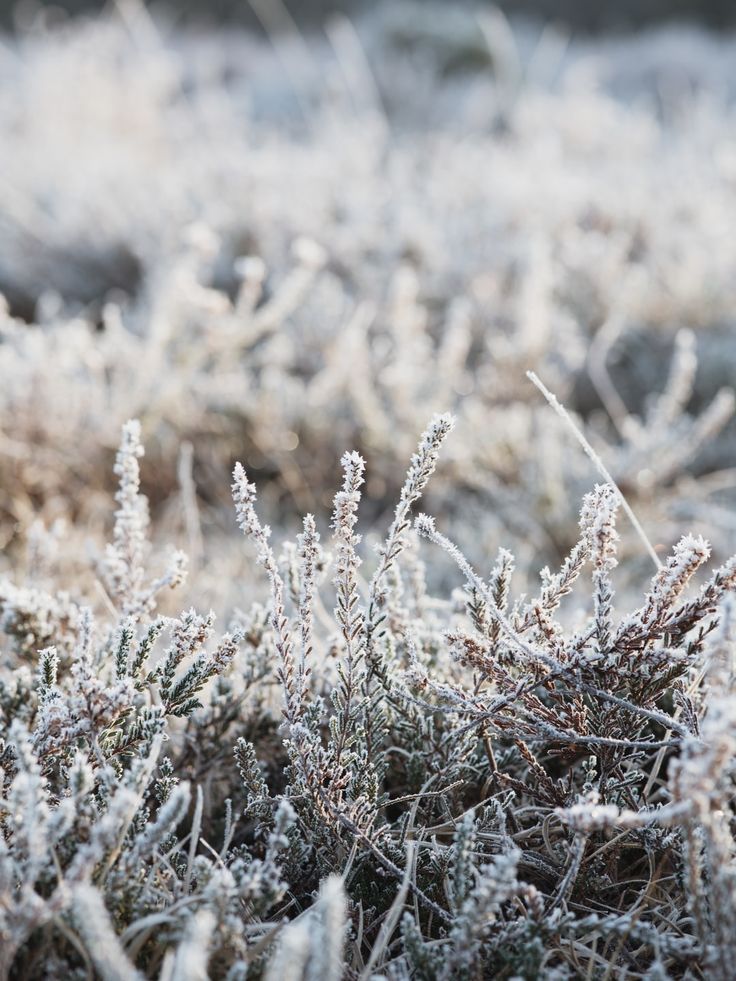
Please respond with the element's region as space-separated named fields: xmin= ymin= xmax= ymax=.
xmin=2 ymin=3 xmax=736 ymax=584
xmin=2 ymin=417 xmax=736 ymax=977
xmin=3 ymin=2 xmax=736 ymax=976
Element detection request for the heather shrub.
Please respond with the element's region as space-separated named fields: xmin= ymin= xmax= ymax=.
xmin=2 ymin=416 xmax=736 ymax=978
xmin=3 ymin=4 xmax=736 ymax=978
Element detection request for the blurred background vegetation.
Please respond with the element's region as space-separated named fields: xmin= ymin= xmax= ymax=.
xmin=1 ymin=0 xmax=735 ymax=32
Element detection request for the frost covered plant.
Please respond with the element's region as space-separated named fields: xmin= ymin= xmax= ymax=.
xmin=3 ymin=411 xmax=736 ymax=977
xmin=225 ymin=411 xmax=736 ymax=978
xmin=5 ymin=5 xmax=736 ymax=977
xmin=0 ymin=423 xmax=271 ymax=978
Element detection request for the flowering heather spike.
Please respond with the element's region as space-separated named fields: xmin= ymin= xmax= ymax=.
xmin=103 ymin=420 xmax=149 ymax=613
xmin=232 ymin=460 xmax=299 ymax=724
xmin=376 ymin=414 xmax=453 ymax=576
xmin=581 ymin=484 xmax=619 ymax=656
xmin=398 ymin=413 xmax=455 ymax=509
xmin=366 ymin=413 xmax=454 ymax=666
xmin=486 ymin=547 xmax=515 ymax=645
xmin=617 ymin=533 xmax=711 ymax=647
xmin=331 ymin=451 xmax=365 ymax=606
xmin=328 ymin=450 xmax=367 ymax=777
xmin=235 ymin=737 xmax=269 ymax=811
xmin=654 ymin=534 xmax=711 ymax=608
xmin=114 ymin=619 xmax=135 ymax=680
xmin=101 ymin=421 xmax=186 ymax=620
xmin=296 ymin=514 xmax=319 ymax=703
xmin=37 ymin=646 xmax=58 ymax=696
xmin=232 ymin=462 xmax=271 ymax=554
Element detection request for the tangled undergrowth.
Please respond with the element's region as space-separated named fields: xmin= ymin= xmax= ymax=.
xmin=2 ymin=415 xmax=736 ymax=979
